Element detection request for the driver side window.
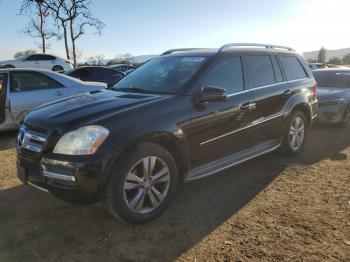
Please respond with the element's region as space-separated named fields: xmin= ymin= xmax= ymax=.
xmin=201 ymin=56 xmax=244 ymax=95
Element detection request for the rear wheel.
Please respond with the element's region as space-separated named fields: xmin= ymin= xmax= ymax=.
xmin=52 ymin=65 xmax=64 ymax=72
xmin=282 ymin=110 xmax=307 ymax=155
xmin=340 ymin=104 xmax=350 ymax=127
xmin=104 ymin=143 xmax=178 ymax=224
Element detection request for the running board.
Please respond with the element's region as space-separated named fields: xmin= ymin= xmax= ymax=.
xmin=185 ymin=139 xmax=281 ymax=182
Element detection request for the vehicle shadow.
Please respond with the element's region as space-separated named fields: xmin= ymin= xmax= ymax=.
xmin=0 ymin=125 xmax=349 ymax=261
xmin=0 ymin=130 xmax=17 ymax=151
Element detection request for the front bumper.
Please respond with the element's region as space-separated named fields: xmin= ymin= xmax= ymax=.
xmin=317 ymin=102 xmax=347 ymax=123
xmin=17 ymin=152 xmax=112 ymax=194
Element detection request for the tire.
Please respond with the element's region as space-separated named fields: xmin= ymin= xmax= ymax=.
xmin=52 ymin=65 xmax=64 ymax=72
xmin=282 ymin=110 xmax=308 ymax=155
xmin=3 ymin=65 xmax=14 ymax=69
xmin=340 ymin=104 xmax=350 ymax=127
xmin=104 ymin=142 xmax=178 ymax=224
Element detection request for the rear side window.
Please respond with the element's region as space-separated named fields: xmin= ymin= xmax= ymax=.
xmin=278 ymin=55 xmax=307 ymax=81
xmin=201 ymin=56 xmax=244 ymax=95
xmin=245 ymin=55 xmax=275 ymax=88
xmin=10 ymin=72 xmax=63 ymax=92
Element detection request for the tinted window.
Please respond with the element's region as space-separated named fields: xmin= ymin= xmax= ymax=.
xmin=314 ymin=71 xmax=350 ymax=88
xmin=278 ymin=55 xmax=307 ymax=81
xmin=40 ymin=55 xmax=56 ymax=61
xmin=69 ymin=68 xmax=90 ymax=79
xmin=201 ymin=56 xmax=244 ymax=95
xmin=246 ymin=55 xmax=275 ymax=88
xmin=271 ymin=56 xmax=283 ymax=83
xmin=25 ymin=55 xmax=41 ymax=61
xmin=10 ymin=72 xmax=62 ymax=92
xmin=115 ymin=56 xmax=207 ymax=94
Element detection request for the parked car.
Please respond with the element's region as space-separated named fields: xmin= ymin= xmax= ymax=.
xmin=0 ymin=54 xmax=73 ymax=72
xmin=108 ymin=64 xmax=135 ymax=72
xmin=309 ymin=63 xmax=328 ymax=70
xmin=0 ymin=68 xmax=106 ymax=131
xmin=17 ymin=43 xmax=318 ymax=223
xmin=65 ymin=66 xmax=125 ymax=87
xmin=314 ymin=68 xmax=350 ymax=126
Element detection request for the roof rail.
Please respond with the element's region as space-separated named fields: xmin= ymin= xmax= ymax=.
xmin=219 ymin=43 xmax=295 ymax=52
xmin=161 ymin=48 xmax=207 ymax=56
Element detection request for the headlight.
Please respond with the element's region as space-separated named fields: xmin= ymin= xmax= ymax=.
xmin=53 ymin=125 xmax=109 ymax=155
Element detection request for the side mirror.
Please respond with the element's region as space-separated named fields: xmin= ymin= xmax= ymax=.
xmin=198 ymin=86 xmax=227 ymax=103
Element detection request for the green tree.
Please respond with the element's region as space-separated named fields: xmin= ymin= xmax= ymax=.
xmin=317 ymin=47 xmax=326 ymax=63
xmin=328 ymin=57 xmax=341 ymax=65
xmin=342 ymin=54 xmax=350 ymax=65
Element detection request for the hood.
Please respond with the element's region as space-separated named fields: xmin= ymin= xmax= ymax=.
xmin=317 ymin=87 xmax=349 ymax=101
xmin=0 ymin=59 xmax=17 ymax=65
xmin=24 ymin=89 xmax=165 ymax=132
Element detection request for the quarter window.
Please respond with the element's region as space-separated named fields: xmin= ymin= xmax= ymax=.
xmin=245 ymin=55 xmax=275 ymax=88
xmin=10 ymin=72 xmax=63 ymax=92
xmin=201 ymin=56 xmax=244 ymax=95
xmin=278 ymin=55 xmax=307 ymax=81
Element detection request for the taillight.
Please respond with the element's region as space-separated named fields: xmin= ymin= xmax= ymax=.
xmin=313 ymin=82 xmax=318 ymax=100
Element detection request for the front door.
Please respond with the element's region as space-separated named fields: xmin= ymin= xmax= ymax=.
xmin=9 ymin=71 xmax=68 ymax=123
xmin=190 ymin=56 xmax=257 ymax=168
xmin=0 ymin=73 xmax=8 ymax=124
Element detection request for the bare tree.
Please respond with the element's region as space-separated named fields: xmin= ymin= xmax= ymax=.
xmin=40 ymin=0 xmax=71 ymax=60
xmin=19 ymin=0 xmax=56 ymax=53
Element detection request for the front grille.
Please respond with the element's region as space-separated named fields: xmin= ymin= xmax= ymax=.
xmin=18 ymin=126 xmax=48 ymax=155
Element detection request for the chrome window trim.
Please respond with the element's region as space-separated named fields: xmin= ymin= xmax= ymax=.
xmin=226 ymin=77 xmax=309 ymax=97
xmin=200 ymin=112 xmax=284 ymax=146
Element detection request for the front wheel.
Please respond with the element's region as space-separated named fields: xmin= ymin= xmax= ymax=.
xmin=104 ymin=143 xmax=178 ymax=224
xmin=282 ymin=110 xmax=307 ymax=155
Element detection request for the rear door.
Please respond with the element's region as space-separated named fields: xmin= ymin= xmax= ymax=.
xmin=244 ymin=54 xmax=288 ymax=142
xmin=0 ymin=73 xmax=8 ymax=124
xmin=190 ymin=55 xmax=257 ymax=168
xmin=9 ymin=71 xmax=68 ymax=122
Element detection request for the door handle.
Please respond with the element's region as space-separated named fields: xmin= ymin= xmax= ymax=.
xmin=55 ymin=91 xmax=64 ymax=96
xmin=282 ymin=89 xmax=291 ymax=97
xmin=240 ymin=102 xmax=256 ymax=111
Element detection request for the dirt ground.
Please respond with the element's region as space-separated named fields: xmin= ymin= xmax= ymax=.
xmin=0 ymin=125 xmax=349 ymax=262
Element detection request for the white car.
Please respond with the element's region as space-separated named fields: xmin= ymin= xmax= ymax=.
xmin=0 ymin=54 xmax=73 ymax=72
xmin=0 ymin=68 xmax=106 ymax=131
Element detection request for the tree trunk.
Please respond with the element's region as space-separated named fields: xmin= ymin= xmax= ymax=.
xmin=60 ymin=19 xmax=70 ymax=60
xmin=39 ymin=6 xmax=46 ymax=53
xmin=69 ymin=19 xmax=77 ymax=67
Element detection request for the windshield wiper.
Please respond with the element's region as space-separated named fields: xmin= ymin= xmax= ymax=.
xmin=112 ymin=86 xmax=159 ymax=94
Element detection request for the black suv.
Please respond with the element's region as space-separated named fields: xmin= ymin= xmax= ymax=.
xmin=17 ymin=43 xmax=318 ymax=223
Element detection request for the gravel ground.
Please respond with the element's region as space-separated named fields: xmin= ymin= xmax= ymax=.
xmin=0 ymin=125 xmax=349 ymax=261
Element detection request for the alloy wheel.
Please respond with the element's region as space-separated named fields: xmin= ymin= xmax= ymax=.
xmin=123 ymin=156 xmax=171 ymax=214
xmin=289 ymin=116 xmax=305 ymax=151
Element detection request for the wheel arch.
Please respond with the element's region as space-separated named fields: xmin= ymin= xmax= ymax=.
xmin=283 ymin=94 xmax=313 ymax=127
xmin=98 ymin=131 xmax=190 ymax=193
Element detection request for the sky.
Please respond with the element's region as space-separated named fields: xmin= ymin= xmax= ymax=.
xmin=0 ymin=0 xmax=349 ymax=61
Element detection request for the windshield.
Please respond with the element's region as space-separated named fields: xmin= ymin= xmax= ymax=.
xmin=113 ymin=56 xmax=207 ymax=94
xmin=314 ymin=71 xmax=350 ymax=88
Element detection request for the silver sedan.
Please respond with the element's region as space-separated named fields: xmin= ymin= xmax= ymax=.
xmin=0 ymin=68 xmax=106 ymax=131
xmin=314 ymin=68 xmax=350 ymax=126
